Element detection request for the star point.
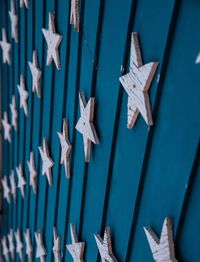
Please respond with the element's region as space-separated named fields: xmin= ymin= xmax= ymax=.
xmin=70 ymin=0 xmax=80 ymax=32
xmin=1 ymin=176 xmax=11 ymax=204
xmin=9 ymin=95 xmax=18 ymax=131
xmin=24 ymin=228 xmax=33 ymax=262
xmin=16 ymin=164 xmax=26 ymax=198
xmin=17 ymin=74 xmax=29 ymax=117
xmin=9 ymin=0 xmax=18 ymax=43
xmin=8 ymin=229 xmax=15 ymax=260
xmin=35 ymin=231 xmax=46 ymax=262
xmin=20 ymin=0 xmax=30 ymax=8
xmin=9 ymin=170 xmax=17 ymax=201
xmin=52 ymin=227 xmax=61 ymax=262
xmin=2 ymin=112 xmax=11 ymax=143
xmin=27 ymin=151 xmax=37 ymax=194
xmin=1 ymin=236 xmax=9 ymax=262
xmin=15 ymin=229 xmax=23 ymax=261
xmin=0 ymin=28 xmax=11 ymax=65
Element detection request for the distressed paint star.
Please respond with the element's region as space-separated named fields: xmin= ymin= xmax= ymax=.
xmin=8 ymin=229 xmax=15 ymax=260
xmin=15 ymin=229 xmax=23 ymax=261
xmin=20 ymin=0 xmax=30 ymax=8
xmin=2 ymin=112 xmax=11 ymax=143
xmin=42 ymin=12 xmax=62 ymax=69
xmin=9 ymin=0 xmax=18 ymax=43
xmin=1 ymin=236 xmax=9 ymax=262
xmin=57 ymin=118 xmax=72 ymax=178
xmin=39 ymin=138 xmax=54 ymax=186
xmin=16 ymin=164 xmax=26 ymax=198
xmin=27 ymin=151 xmax=37 ymax=194
xmin=75 ymin=91 xmax=99 ymax=162
xmin=9 ymin=95 xmax=18 ymax=131
xmin=9 ymin=170 xmax=17 ymax=201
xmin=17 ymin=74 xmax=29 ymax=117
xmin=24 ymin=228 xmax=33 ymax=262
xmin=144 ymin=217 xmax=178 ymax=262
xmin=28 ymin=50 xmax=42 ymax=98
xmin=66 ymin=223 xmax=85 ymax=262
xmin=70 ymin=0 xmax=79 ymax=32
xmin=94 ymin=227 xmax=118 ymax=262
xmin=119 ymin=32 xmax=159 ymax=128
xmin=35 ymin=231 xmax=46 ymax=262
xmin=1 ymin=176 xmax=11 ymax=204
xmin=0 ymin=28 xmax=11 ymax=65
xmin=52 ymin=227 xmax=61 ymax=262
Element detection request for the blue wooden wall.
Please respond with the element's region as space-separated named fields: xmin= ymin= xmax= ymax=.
xmin=0 ymin=0 xmax=200 ymax=261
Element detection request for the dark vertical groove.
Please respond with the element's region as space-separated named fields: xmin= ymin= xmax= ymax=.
xmin=125 ymin=1 xmax=181 ymax=261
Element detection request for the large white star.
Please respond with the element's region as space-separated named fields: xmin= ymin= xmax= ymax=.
xmin=57 ymin=118 xmax=72 ymax=178
xmin=15 ymin=229 xmax=23 ymax=261
xmin=20 ymin=0 xmax=30 ymax=8
xmin=8 ymin=229 xmax=15 ymax=260
xmin=9 ymin=0 xmax=18 ymax=43
xmin=66 ymin=224 xmax=85 ymax=262
xmin=75 ymin=91 xmax=99 ymax=162
xmin=28 ymin=50 xmax=42 ymax=98
xmin=1 ymin=236 xmax=9 ymax=262
xmin=94 ymin=227 xmax=118 ymax=262
xmin=0 ymin=28 xmax=11 ymax=65
xmin=119 ymin=32 xmax=159 ymax=128
xmin=38 ymin=138 xmax=54 ymax=186
xmin=2 ymin=112 xmax=11 ymax=143
xmin=27 ymin=151 xmax=37 ymax=194
xmin=9 ymin=95 xmax=18 ymax=131
xmin=35 ymin=231 xmax=46 ymax=262
xmin=1 ymin=176 xmax=11 ymax=204
xmin=52 ymin=227 xmax=61 ymax=262
xmin=70 ymin=0 xmax=80 ymax=32
xmin=144 ymin=217 xmax=178 ymax=262
xmin=16 ymin=164 xmax=26 ymax=198
xmin=24 ymin=228 xmax=33 ymax=261
xmin=42 ymin=12 xmax=62 ymax=70
xmin=9 ymin=170 xmax=17 ymax=201
xmin=17 ymin=74 xmax=29 ymax=117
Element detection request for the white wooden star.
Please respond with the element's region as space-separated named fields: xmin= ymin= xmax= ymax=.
xmin=1 ymin=176 xmax=11 ymax=204
xmin=195 ymin=52 xmax=200 ymax=64
xmin=57 ymin=118 xmax=72 ymax=178
xmin=9 ymin=0 xmax=18 ymax=43
xmin=94 ymin=227 xmax=118 ymax=262
xmin=27 ymin=151 xmax=37 ymax=194
xmin=75 ymin=92 xmax=99 ymax=162
xmin=52 ymin=227 xmax=61 ymax=262
xmin=9 ymin=95 xmax=18 ymax=131
xmin=16 ymin=164 xmax=26 ymax=198
xmin=20 ymin=0 xmax=30 ymax=8
xmin=9 ymin=170 xmax=17 ymax=201
xmin=2 ymin=112 xmax=11 ymax=143
xmin=66 ymin=223 xmax=85 ymax=262
xmin=42 ymin=13 xmax=62 ymax=70
xmin=38 ymin=138 xmax=54 ymax=186
xmin=15 ymin=229 xmax=23 ymax=261
xmin=0 ymin=28 xmax=11 ymax=65
xmin=35 ymin=231 xmax=46 ymax=262
xmin=28 ymin=50 xmax=42 ymax=98
xmin=144 ymin=217 xmax=178 ymax=262
xmin=70 ymin=0 xmax=79 ymax=32
xmin=8 ymin=229 xmax=15 ymax=260
xmin=119 ymin=32 xmax=159 ymax=128
xmin=17 ymin=74 xmax=29 ymax=117
xmin=24 ymin=228 xmax=33 ymax=262
xmin=1 ymin=236 xmax=9 ymax=262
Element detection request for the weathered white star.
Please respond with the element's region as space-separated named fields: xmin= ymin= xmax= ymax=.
xmin=94 ymin=227 xmax=118 ymax=262
xmin=144 ymin=217 xmax=178 ymax=262
xmin=75 ymin=91 xmax=99 ymax=162
xmin=42 ymin=12 xmax=62 ymax=70
xmin=9 ymin=170 xmax=17 ymax=201
xmin=2 ymin=112 xmax=11 ymax=143
xmin=9 ymin=0 xmax=18 ymax=43
xmin=27 ymin=151 xmax=37 ymax=194
xmin=1 ymin=176 xmax=11 ymax=204
xmin=8 ymin=229 xmax=15 ymax=260
xmin=66 ymin=223 xmax=85 ymax=262
xmin=0 ymin=28 xmax=11 ymax=65
xmin=39 ymin=138 xmax=54 ymax=186
xmin=15 ymin=229 xmax=23 ymax=261
xmin=9 ymin=95 xmax=18 ymax=131
xmin=119 ymin=32 xmax=159 ymax=128
xmin=35 ymin=231 xmax=46 ymax=262
xmin=24 ymin=228 xmax=33 ymax=262
xmin=1 ymin=236 xmax=9 ymax=262
xmin=57 ymin=118 xmax=72 ymax=178
xmin=70 ymin=0 xmax=80 ymax=32
xmin=16 ymin=164 xmax=26 ymax=198
xmin=20 ymin=0 xmax=30 ymax=8
xmin=52 ymin=227 xmax=61 ymax=262
xmin=28 ymin=50 xmax=42 ymax=98
xmin=17 ymin=74 xmax=29 ymax=117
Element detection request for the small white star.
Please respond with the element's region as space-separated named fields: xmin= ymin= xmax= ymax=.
xmin=1 ymin=176 xmax=11 ymax=204
xmin=28 ymin=50 xmax=42 ymax=98
xmin=70 ymin=0 xmax=80 ymax=32
xmin=27 ymin=151 xmax=37 ymax=194
xmin=9 ymin=95 xmax=18 ymax=131
xmin=57 ymin=118 xmax=72 ymax=178
xmin=35 ymin=231 xmax=46 ymax=262
xmin=0 ymin=28 xmax=11 ymax=65
xmin=8 ymin=229 xmax=15 ymax=260
xmin=16 ymin=164 xmax=26 ymax=198
xmin=144 ymin=217 xmax=178 ymax=262
xmin=75 ymin=91 xmax=99 ymax=162
xmin=66 ymin=223 xmax=85 ymax=262
xmin=1 ymin=236 xmax=9 ymax=262
xmin=42 ymin=12 xmax=62 ymax=69
xmin=15 ymin=229 xmax=23 ymax=261
xmin=24 ymin=228 xmax=33 ymax=262
xmin=9 ymin=0 xmax=18 ymax=43
xmin=20 ymin=0 xmax=30 ymax=8
xmin=2 ymin=112 xmax=11 ymax=143
xmin=9 ymin=170 xmax=17 ymax=201
xmin=94 ymin=227 xmax=118 ymax=262
xmin=52 ymin=227 xmax=61 ymax=262
xmin=195 ymin=52 xmax=200 ymax=64
xmin=17 ymin=74 xmax=29 ymax=117
xmin=39 ymin=138 xmax=54 ymax=186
